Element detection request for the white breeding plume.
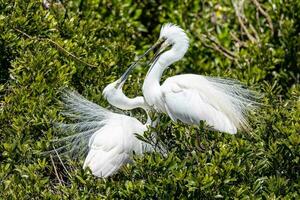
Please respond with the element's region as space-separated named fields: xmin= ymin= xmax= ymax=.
xmin=56 ymin=90 xmax=153 ymax=178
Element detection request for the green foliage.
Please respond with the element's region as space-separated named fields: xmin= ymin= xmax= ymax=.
xmin=0 ymin=0 xmax=299 ymax=199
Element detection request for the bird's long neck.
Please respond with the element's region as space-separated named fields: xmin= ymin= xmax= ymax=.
xmin=115 ymin=94 xmax=149 ymax=111
xmin=143 ymin=45 xmax=185 ymax=106
xmin=125 ymin=96 xmax=148 ymax=110
xmin=144 ymin=49 xmax=174 ymax=88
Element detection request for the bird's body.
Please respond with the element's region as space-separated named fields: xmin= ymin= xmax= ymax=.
xmin=142 ymin=24 xmax=258 ymax=134
xmin=82 ymin=109 xmax=151 ymax=177
xmin=58 ymin=81 xmax=153 ymax=177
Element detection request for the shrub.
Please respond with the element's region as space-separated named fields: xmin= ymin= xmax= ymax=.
xmin=0 ymin=0 xmax=299 ymax=199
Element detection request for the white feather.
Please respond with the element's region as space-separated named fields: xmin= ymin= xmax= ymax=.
xmin=143 ymin=23 xmax=259 ymax=134
xmin=160 ymin=74 xmax=259 ymax=133
xmin=54 ymin=90 xmax=153 ymax=177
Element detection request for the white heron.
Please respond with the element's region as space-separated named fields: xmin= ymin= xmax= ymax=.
xmin=140 ymin=23 xmax=259 ymax=134
xmin=55 ymin=51 xmax=158 ymax=178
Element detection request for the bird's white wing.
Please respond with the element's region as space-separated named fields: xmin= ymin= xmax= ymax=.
xmin=161 ymin=74 xmax=259 ymax=134
xmin=84 ymin=115 xmax=152 ymax=177
xmin=162 ymin=85 xmax=237 ymax=134
xmin=53 ymin=90 xmax=153 ymax=177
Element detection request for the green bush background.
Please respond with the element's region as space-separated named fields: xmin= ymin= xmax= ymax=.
xmin=0 ymin=0 xmax=299 ymax=199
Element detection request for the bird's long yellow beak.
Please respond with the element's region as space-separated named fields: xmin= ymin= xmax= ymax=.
xmin=115 ymin=38 xmax=165 ymax=88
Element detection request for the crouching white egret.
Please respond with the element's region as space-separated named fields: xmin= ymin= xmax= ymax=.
xmin=141 ymin=23 xmax=259 ymax=134
xmin=55 ymin=51 xmax=157 ymax=178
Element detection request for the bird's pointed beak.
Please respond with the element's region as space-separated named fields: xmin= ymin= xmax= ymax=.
xmin=147 ymin=40 xmax=171 ymax=73
xmin=115 ymin=39 xmax=165 ymax=89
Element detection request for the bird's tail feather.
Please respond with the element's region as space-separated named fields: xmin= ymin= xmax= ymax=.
xmin=205 ymin=77 xmax=261 ymax=131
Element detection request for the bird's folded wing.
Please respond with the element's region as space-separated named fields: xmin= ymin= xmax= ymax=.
xmin=83 ymin=120 xmax=151 ymax=177
xmin=162 ymin=86 xmax=237 ymax=134
xmin=161 ymin=74 xmax=260 ymax=133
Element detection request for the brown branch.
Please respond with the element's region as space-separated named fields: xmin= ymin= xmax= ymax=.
xmin=52 ymin=146 xmax=72 ymax=178
xmin=50 ymin=155 xmax=63 ymax=185
xmin=201 ymin=38 xmax=235 ymax=61
xmin=14 ymin=28 xmax=33 ymax=39
xmin=251 ymin=0 xmax=274 ymax=36
xmin=13 ymin=28 xmax=98 ymax=68
xmin=205 ymin=35 xmax=236 ymax=58
xmin=45 ymin=38 xmax=98 ymax=68
xmin=230 ymin=31 xmax=247 ymax=48
xmin=232 ymin=0 xmax=257 ymax=43
xmin=237 ymin=2 xmax=261 ymax=43
xmin=249 ymin=23 xmax=260 ymax=42
xmin=200 ymin=34 xmax=236 ymax=60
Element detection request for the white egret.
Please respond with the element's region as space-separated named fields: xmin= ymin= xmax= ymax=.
xmin=57 ymin=90 xmax=151 ymax=178
xmin=55 ymin=50 xmax=157 ymax=178
xmin=141 ymin=23 xmax=258 ymax=134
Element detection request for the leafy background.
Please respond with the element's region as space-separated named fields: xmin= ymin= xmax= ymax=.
xmin=0 ymin=0 xmax=299 ymax=199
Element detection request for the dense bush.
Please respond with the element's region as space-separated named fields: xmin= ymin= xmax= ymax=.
xmin=0 ymin=0 xmax=299 ymax=199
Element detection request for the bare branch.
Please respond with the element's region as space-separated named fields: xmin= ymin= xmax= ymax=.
xmin=232 ymin=0 xmax=257 ymax=43
xmin=205 ymin=35 xmax=236 ymax=58
xmin=249 ymin=23 xmax=260 ymax=42
xmin=50 ymin=155 xmax=63 ymax=185
xmin=251 ymin=0 xmax=274 ymax=36
xmin=200 ymin=34 xmax=236 ymax=60
xmin=201 ymin=39 xmax=235 ymax=60
xmin=13 ymin=28 xmax=98 ymax=68
xmin=53 ymin=146 xmax=72 ymax=179
xmin=45 ymin=38 xmax=98 ymax=68
xmin=14 ymin=28 xmax=33 ymax=39
xmin=230 ymin=31 xmax=247 ymax=48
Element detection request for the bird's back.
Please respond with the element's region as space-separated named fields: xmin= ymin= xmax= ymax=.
xmin=84 ymin=114 xmax=152 ymax=177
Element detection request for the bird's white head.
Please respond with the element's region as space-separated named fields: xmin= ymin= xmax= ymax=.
xmin=102 ymin=80 xmax=130 ymax=110
xmin=159 ymin=23 xmax=189 ymax=54
xmin=102 ymin=80 xmax=119 ymax=99
xmin=148 ymin=23 xmax=189 ymax=70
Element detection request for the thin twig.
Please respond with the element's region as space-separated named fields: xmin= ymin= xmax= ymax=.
xmin=50 ymin=155 xmax=63 ymax=185
xmin=13 ymin=28 xmax=98 ymax=68
xmin=200 ymin=34 xmax=236 ymax=60
xmin=251 ymin=0 xmax=274 ymax=35
xmin=212 ymin=43 xmax=236 ymax=60
xmin=232 ymin=0 xmax=257 ymax=43
xmin=202 ymin=41 xmax=235 ymax=60
xmin=235 ymin=1 xmax=260 ymax=43
xmin=230 ymin=31 xmax=247 ymax=47
xmin=14 ymin=28 xmax=33 ymax=39
xmin=53 ymin=145 xmax=72 ymax=178
xmin=237 ymin=1 xmax=261 ymax=43
xmin=249 ymin=23 xmax=260 ymax=42
xmin=205 ymin=35 xmax=236 ymax=58
xmin=45 ymin=38 xmax=98 ymax=68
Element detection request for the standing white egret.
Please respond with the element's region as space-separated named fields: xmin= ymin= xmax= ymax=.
xmin=55 ymin=50 xmax=157 ymax=178
xmin=141 ymin=23 xmax=258 ymax=134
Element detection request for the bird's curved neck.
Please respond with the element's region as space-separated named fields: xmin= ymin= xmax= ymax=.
xmin=120 ymin=96 xmax=148 ymax=110
xmin=144 ymin=45 xmax=184 ymax=88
